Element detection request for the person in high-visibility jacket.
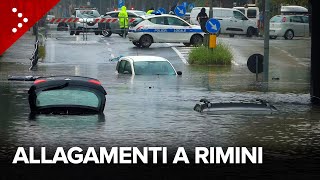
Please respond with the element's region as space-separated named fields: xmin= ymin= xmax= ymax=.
xmin=118 ymin=6 xmax=129 ymax=37
xmin=146 ymin=7 xmax=155 ymax=14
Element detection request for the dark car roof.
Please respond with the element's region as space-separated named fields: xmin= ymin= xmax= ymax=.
xmin=28 ymin=76 xmax=107 ymax=115
xmin=29 ymin=76 xmax=107 ymax=95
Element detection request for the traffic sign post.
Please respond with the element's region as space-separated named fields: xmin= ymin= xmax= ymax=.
xmin=157 ymin=8 xmax=166 ymax=14
xmin=247 ymin=54 xmax=264 ymax=81
xmin=174 ymin=5 xmax=186 ymax=16
xmin=205 ymin=18 xmax=220 ymax=49
xmin=209 ymin=34 xmax=216 ymax=48
xmin=188 ymin=3 xmax=195 ymax=11
xmin=205 ymin=18 xmax=221 ymax=34
xmin=182 ymin=2 xmax=188 ymax=8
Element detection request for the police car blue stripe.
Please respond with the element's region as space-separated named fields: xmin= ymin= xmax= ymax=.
xmin=129 ymin=29 xmax=203 ymax=33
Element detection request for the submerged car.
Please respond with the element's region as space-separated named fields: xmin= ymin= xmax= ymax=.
xmin=28 ymin=76 xmax=107 ymax=115
xmin=194 ymin=99 xmax=277 ymax=113
xmin=116 ymin=56 xmax=182 ymax=75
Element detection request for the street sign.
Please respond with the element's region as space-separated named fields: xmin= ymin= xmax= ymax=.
xmin=174 ymin=5 xmax=186 ymax=16
xmin=205 ymin=18 xmax=221 ymax=34
xmin=118 ymin=0 xmax=124 ymax=9
xmin=188 ymin=3 xmax=195 ymax=10
xmin=158 ymin=8 xmax=166 ymax=14
xmin=247 ymin=54 xmax=264 ymax=73
xmin=182 ymin=2 xmax=188 ymax=8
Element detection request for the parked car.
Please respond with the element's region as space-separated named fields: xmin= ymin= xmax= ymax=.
xmin=46 ymin=15 xmax=55 ymax=23
xmin=269 ymin=15 xmax=309 ymax=39
xmin=28 ymin=76 xmax=107 ymax=115
xmin=128 ymin=14 xmax=204 ymax=48
xmin=99 ymin=10 xmax=146 ymax=37
xmin=233 ymin=6 xmax=259 ymax=26
xmin=116 ymin=56 xmax=182 ymax=75
xmin=69 ymin=8 xmax=101 ymax=35
xmin=57 ymin=22 xmax=68 ymax=31
xmin=190 ymin=7 xmax=258 ymax=37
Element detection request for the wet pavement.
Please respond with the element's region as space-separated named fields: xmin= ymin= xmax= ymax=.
xmin=0 ymin=29 xmax=319 ymax=176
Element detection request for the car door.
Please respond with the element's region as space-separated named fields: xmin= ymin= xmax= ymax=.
xmin=148 ymin=17 xmax=168 ymax=42
xmin=289 ymin=16 xmax=305 ymax=37
xmin=165 ymin=17 xmax=191 ymax=42
xmin=107 ymin=12 xmax=120 ymax=33
xmin=229 ymin=10 xmax=248 ymax=35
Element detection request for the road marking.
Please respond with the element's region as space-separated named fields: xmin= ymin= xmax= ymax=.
xmin=107 ymin=48 xmax=112 ymax=52
xmin=167 ymin=43 xmax=189 ymax=65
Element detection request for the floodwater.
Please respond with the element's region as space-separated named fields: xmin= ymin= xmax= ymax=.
xmin=0 ymin=32 xmax=319 ymax=176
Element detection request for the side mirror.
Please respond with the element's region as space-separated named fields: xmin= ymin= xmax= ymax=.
xmin=177 ymin=71 xmax=182 ymax=75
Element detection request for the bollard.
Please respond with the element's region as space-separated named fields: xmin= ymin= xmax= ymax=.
xmin=209 ymin=34 xmax=217 ymax=49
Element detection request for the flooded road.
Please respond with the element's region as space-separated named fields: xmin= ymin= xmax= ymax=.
xmin=0 ymin=30 xmax=319 ymax=175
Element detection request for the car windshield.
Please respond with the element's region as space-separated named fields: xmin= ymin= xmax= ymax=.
xmin=78 ymin=10 xmax=100 ymax=18
xmin=133 ymin=61 xmax=176 ymax=75
xmin=270 ymin=16 xmax=283 ymax=22
xmin=36 ymin=89 xmax=101 ymax=108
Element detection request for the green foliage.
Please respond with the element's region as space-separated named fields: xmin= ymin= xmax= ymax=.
xmin=188 ymin=44 xmax=233 ymax=65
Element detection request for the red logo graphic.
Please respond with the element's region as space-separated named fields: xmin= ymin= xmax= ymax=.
xmin=0 ymin=0 xmax=60 ymax=55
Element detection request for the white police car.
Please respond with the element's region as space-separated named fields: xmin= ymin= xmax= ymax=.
xmin=128 ymin=14 xmax=205 ymax=48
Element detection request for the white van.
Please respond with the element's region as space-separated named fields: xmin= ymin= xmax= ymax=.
xmin=233 ymin=6 xmax=259 ymax=25
xmin=190 ymin=7 xmax=258 ymax=37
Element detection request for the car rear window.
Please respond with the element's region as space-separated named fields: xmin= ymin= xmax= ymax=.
xmin=133 ymin=61 xmax=176 ymax=75
xmin=36 ymin=89 xmax=100 ymax=108
xmin=247 ymin=9 xmax=257 ymax=18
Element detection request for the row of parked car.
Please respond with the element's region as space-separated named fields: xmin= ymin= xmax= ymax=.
xmin=52 ymin=6 xmax=309 ymax=47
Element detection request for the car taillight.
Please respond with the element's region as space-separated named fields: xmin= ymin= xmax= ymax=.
xmin=88 ymin=79 xmax=101 ymax=85
xmin=34 ymin=79 xmax=47 ymax=84
xmin=282 ymin=17 xmax=287 ymax=22
xmin=136 ymin=26 xmax=144 ymax=31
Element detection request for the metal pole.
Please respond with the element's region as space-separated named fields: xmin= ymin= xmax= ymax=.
xmin=263 ymin=0 xmax=270 ymax=82
xmin=209 ymin=0 xmax=213 ymax=18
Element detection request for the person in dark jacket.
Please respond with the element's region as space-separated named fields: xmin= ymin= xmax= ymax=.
xmin=197 ymin=8 xmax=209 ymax=33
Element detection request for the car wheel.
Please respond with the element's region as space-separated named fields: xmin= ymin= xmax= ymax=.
xmin=95 ymin=31 xmax=101 ymax=35
xmin=133 ymin=41 xmax=141 ymax=47
xmin=284 ymin=30 xmax=294 ymax=40
xmin=246 ymin=27 xmax=254 ymax=37
xmin=70 ymin=30 xmax=74 ymax=35
xmin=75 ymin=31 xmax=80 ymax=35
xmin=139 ymin=35 xmax=153 ymax=48
xmin=102 ymin=29 xmax=112 ymax=37
xmin=183 ymin=43 xmax=191 ymax=47
xmin=119 ymin=32 xmax=128 ymax=37
xmin=270 ymin=36 xmax=277 ymax=39
xmin=229 ymin=34 xmax=235 ymax=38
xmin=191 ymin=34 xmax=203 ymax=46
